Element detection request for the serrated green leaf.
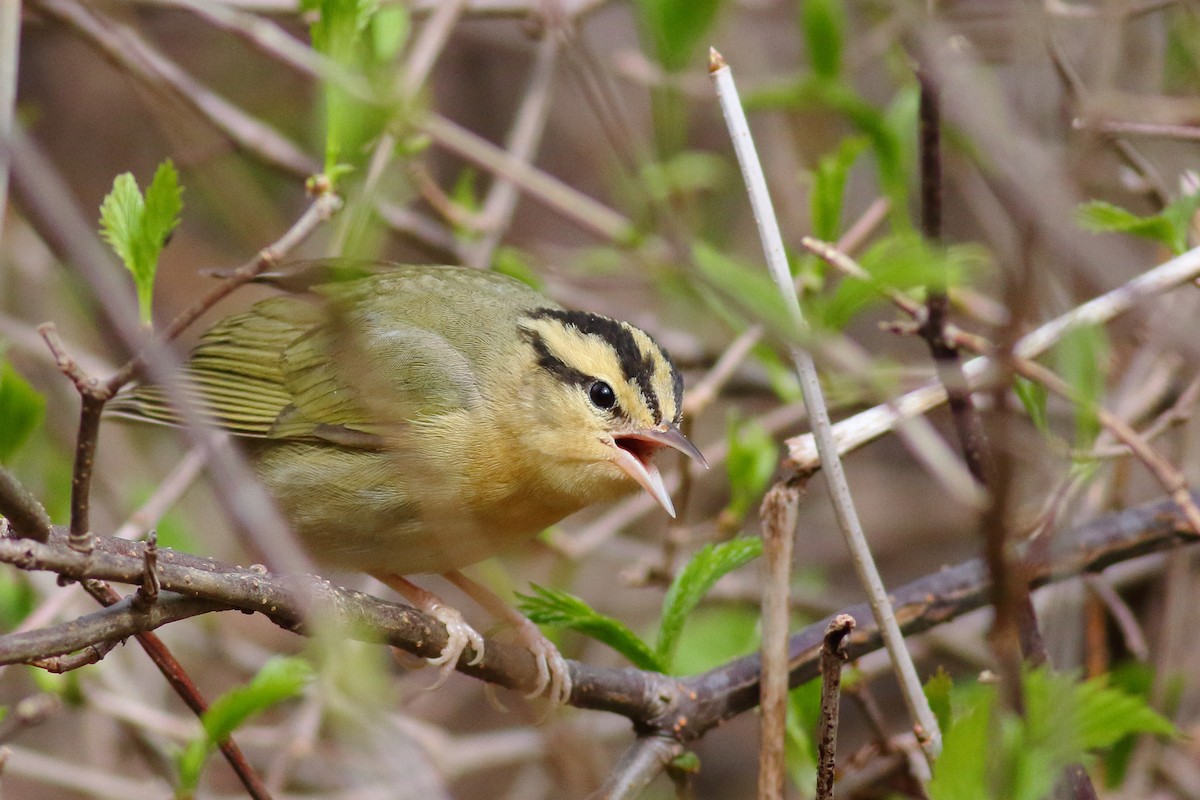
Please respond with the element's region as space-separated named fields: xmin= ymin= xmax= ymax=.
xmin=517 ymin=585 xmax=662 ymax=671
xmin=634 ymin=0 xmax=725 ymax=73
xmin=929 ymin=667 xmax=1176 ymax=800
xmin=1102 ymin=662 xmax=1156 ymax=787
xmin=655 ymin=538 xmax=763 ymax=670
xmin=1071 ymin=676 xmax=1175 ymax=749
xmin=177 ymin=656 xmax=312 ymax=795
xmin=801 ymin=0 xmax=844 ymax=79
xmin=0 ymin=359 xmax=45 ymax=465
xmin=98 ymin=172 xmax=144 ymax=278
xmin=142 ymin=161 xmax=183 ymax=266
xmin=810 ymin=233 xmax=984 ymax=331
xmin=724 ymin=414 xmax=779 ymax=524
xmin=811 ymin=136 xmax=867 ymax=242
xmin=98 ymin=163 xmax=182 ymax=326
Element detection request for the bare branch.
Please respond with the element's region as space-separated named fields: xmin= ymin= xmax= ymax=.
xmin=816 ymin=615 xmax=854 ymax=800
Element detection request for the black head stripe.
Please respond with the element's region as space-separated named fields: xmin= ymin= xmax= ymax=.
xmin=520 ymin=325 xmax=592 ymax=387
xmin=528 ymin=308 xmax=672 ymax=423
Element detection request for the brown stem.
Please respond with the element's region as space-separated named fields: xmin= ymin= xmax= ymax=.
xmin=0 ymin=465 xmax=52 ymax=543
xmin=816 ymin=615 xmax=854 ymax=800
xmin=758 ymin=482 xmax=801 ymax=800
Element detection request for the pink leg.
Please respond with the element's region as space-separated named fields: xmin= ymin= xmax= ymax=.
xmin=443 ymin=570 xmax=572 ymax=706
xmin=378 ymin=574 xmax=485 ymax=690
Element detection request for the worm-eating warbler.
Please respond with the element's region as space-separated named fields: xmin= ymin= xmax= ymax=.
xmin=111 ymin=263 xmax=705 ymax=702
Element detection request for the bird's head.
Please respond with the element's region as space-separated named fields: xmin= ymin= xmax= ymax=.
xmin=515 ymin=308 xmax=707 ymax=516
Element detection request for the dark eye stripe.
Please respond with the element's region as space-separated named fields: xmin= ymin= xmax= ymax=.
xmin=527 ymin=308 xmax=673 ymax=422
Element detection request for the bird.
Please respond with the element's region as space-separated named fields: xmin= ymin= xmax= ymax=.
xmin=109 ymin=262 xmax=706 ymax=704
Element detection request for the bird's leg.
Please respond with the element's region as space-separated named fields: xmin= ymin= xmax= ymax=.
xmin=378 ymin=574 xmax=485 ymax=690
xmin=442 ymin=570 xmax=573 ymax=706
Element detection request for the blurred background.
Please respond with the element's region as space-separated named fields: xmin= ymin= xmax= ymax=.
xmin=2 ymin=0 xmax=1200 ymax=797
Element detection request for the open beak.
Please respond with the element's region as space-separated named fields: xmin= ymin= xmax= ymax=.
xmin=611 ymin=423 xmax=709 ymax=518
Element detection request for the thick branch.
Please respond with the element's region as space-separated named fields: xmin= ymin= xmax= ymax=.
xmin=1 ymin=492 xmax=1196 ymax=739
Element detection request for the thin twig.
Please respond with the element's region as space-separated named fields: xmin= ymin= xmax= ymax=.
xmin=464 ymin=32 xmax=562 ymax=269
xmin=598 ymin=735 xmax=684 ymax=800
xmin=34 ymin=0 xmax=318 ymax=177
xmin=816 ymin=615 xmax=854 ymax=800
xmin=1084 ymin=118 xmax=1200 ymax=144
xmin=1083 ymin=575 xmax=1149 ymax=662
xmin=758 ymin=482 xmax=801 ymax=800
xmin=785 ymin=244 xmax=1200 ymax=473
xmin=112 ymin=447 xmax=207 ymax=541
xmin=710 ymin=47 xmax=941 ymax=757
xmin=0 ymin=466 xmax=53 ymax=543
xmin=0 ymin=0 xmax=20 ymax=244
xmin=1007 ymin=355 xmax=1200 ymax=536
xmin=421 ymin=112 xmax=638 ymax=243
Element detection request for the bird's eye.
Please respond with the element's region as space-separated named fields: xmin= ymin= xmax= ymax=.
xmin=589 ymin=381 xmax=616 ymax=410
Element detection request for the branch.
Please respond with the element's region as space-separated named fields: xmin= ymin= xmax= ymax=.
xmin=0 ymin=466 xmax=52 ymax=543
xmin=1 ymin=493 xmax=1195 ymax=741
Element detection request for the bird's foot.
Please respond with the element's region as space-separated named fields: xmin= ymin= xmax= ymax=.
xmin=377 ymin=574 xmax=485 ymax=690
xmin=511 ymin=613 xmax=572 ymax=706
xmin=422 ymin=601 xmax=486 ymax=690
xmin=443 ymin=570 xmax=573 ymax=706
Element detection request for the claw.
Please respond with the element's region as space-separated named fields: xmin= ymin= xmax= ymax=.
xmin=512 ymin=615 xmax=573 ymax=705
xmin=422 ymin=603 xmax=486 ymax=690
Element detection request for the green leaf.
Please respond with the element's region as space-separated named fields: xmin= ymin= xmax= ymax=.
xmin=1053 ymin=324 xmax=1109 ymax=451
xmin=634 ymin=0 xmax=725 ymax=72
xmin=1013 ymin=376 xmax=1049 ymax=435
xmin=745 ymin=76 xmax=914 ymax=230
xmin=517 ymin=585 xmax=662 ymax=671
xmin=177 ymin=657 xmax=312 ymax=795
xmin=1070 ymin=675 xmax=1175 ymax=749
xmin=1102 ymin=662 xmax=1156 ymax=787
xmin=307 ymin=0 xmax=395 ymax=178
xmin=811 ymin=233 xmax=983 ymax=331
xmin=368 ymin=5 xmax=410 ymax=62
xmin=655 ymin=538 xmax=763 ymax=670
xmin=491 ymin=247 xmax=544 ymax=290
xmin=670 ymin=605 xmax=759 ymax=676
xmin=641 ymin=151 xmax=730 ymax=203
xmin=752 ymin=343 xmax=803 ymax=403
xmin=924 ymin=668 xmax=954 ymax=737
xmin=810 ymin=136 xmax=867 ymax=242
xmin=929 ymin=668 xmax=1177 ymax=800
xmin=724 ymin=414 xmax=779 ymax=524
xmin=1161 ymin=188 xmax=1200 ymax=254
xmin=801 ymin=0 xmax=844 ymax=79
xmin=98 ymin=162 xmax=182 ymax=326
xmin=1077 ymin=200 xmax=1178 ymax=252
xmin=784 ymin=678 xmax=821 ymax=795
xmin=98 ymin=173 xmax=143 ymax=278
xmin=0 ymin=359 xmax=45 ymax=465
xmin=692 ymin=241 xmax=800 ymax=341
